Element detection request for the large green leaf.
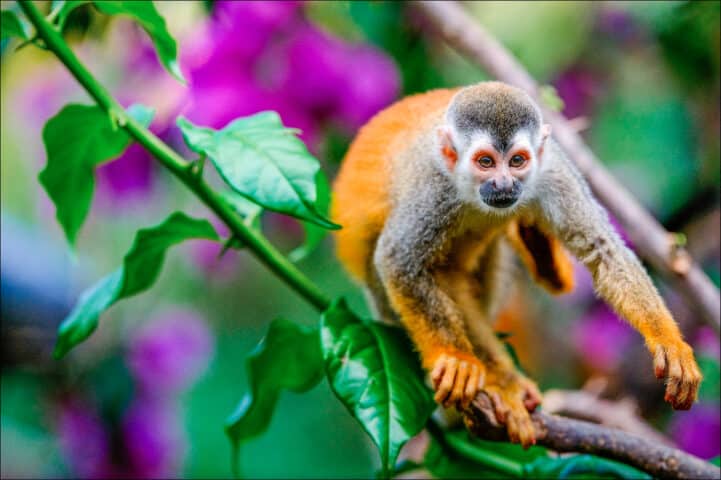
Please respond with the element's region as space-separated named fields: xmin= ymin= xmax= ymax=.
xmin=1 ymin=10 xmax=29 ymax=40
xmin=177 ymin=113 xmax=340 ymax=230
xmin=320 ymin=299 xmax=435 ymax=475
xmin=54 ymin=212 xmax=219 ymax=358
xmin=93 ymin=1 xmax=185 ymax=83
xmin=288 ymin=172 xmax=331 ymax=262
xmin=40 ymin=103 xmax=154 ymax=247
xmin=225 ymin=318 xmax=323 ymax=475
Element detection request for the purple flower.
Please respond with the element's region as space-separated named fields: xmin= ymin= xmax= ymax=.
xmin=122 ymin=396 xmax=185 ymax=478
xmin=279 ymin=26 xmax=350 ymax=115
xmin=126 ymin=307 xmax=213 ymax=396
xmin=571 ymin=303 xmax=635 ymax=372
xmin=553 ymin=67 xmax=601 ymax=119
xmin=597 ymin=7 xmax=639 ymax=43
xmin=189 ymin=216 xmax=242 ymax=278
xmin=210 ymin=0 xmax=301 ymax=64
xmin=669 ymin=402 xmax=721 ymax=460
xmin=335 ymin=44 xmax=400 ymax=131
xmin=693 ymin=326 xmax=721 ymax=360
xmin=95 ymin=143 xmax=156 ymax=208
xmin=57 ymin=399 xmax=112 ymax=479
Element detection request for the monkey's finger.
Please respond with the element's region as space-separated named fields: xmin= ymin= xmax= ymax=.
xmin=431 ymin=354 xmax=448 ymax=388
xmin=434 ymin=357 xmax=458 ymax=405
xmin=522 ymin=381 xmax=542 ymax=412
xmin=664 ymin=354 xmax=683 ymax=404
xmin=518 ymin=415 xmax=536 ymax=449
xmin=674 ymin=365 xmax=693 ymax=409
xmin=506 ymin=415 xmax=520 ymax=444
xmin=680 ymin=376 xmax=700 ymax=410
xmin=447 ymin=361 xmax=469 ymax=408
xmin=490 ymin=391 xmax=509 ymax=424
xmin=653 ymin=346 xmax=667 ymax=379
xmin=462 ymin=364 xmax=481 ymax=408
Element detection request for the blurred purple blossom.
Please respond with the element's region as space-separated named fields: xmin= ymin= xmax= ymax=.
xmin=180 ymin=0 xmax=399 ymax=148
xmin=669 ymin=402 xmax=721 ymax=460
xmin=95 ymin=143 xmax=156 ymax=209
xmin=554 ymin=67 xmax=601 ymax=119
xmin=126 ymin=307 xmax=213 ymax=396
xmin=597 ymin=7 xmax=640 ymax=43
xmin=572 ymin=303 xmax=635 ymax=372
xmin=335 ymin=44 xmax=401 ymax=131
xmin=189 ymin=216 xmax=241 ymax=278
xmin=693 ymin=326 xmax=721 ymax=359
xmin=57 ymin=399 xmax=112 ymax=479
xmin=122 ymin=396 xmax=185 ymax=478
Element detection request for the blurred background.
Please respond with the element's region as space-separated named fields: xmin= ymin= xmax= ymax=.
xmin=1 ymin=1 xmax=719 ymax=478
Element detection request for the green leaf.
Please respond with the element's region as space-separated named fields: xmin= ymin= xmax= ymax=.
xmin=40 ymin=103 xmax=154 ymax=246
xmin=320 ymin=299 xmax=435 ymax=476
xmin=523 ymin=454 xmax=651 ymax=479
xmin=177 ymin=113 xmax=340 ymax=230
xmin=223 ymin=191 xmax=263 ymax=232
xmin=1 ymin=10 xmax=29 ymax=40
xmin=92 ymin=1 xmax=185 ymax=83
xmin=53 ymin=0 xmax=89 ymax=31
xmin=711 ymin=456 xmax=720 ymax=467
xmin=288 ymin=172 xmax=331 ymax=262
xmin=53 ymin=212 xmax=218 ymax=358
xmin=225 ymin=318 xmax=323 ymax=476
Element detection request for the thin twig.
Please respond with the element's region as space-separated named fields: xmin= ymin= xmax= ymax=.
xmin=412 ymin=1 xmax=720 ymax=333
xmin=463 ymin=393 xmax=721 ymax=480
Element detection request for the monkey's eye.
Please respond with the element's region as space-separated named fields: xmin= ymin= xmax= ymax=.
xmin=509 ymin=154 xmax=527 ymax=168
xmin=477 ymin=156 xmax=494 ymax=168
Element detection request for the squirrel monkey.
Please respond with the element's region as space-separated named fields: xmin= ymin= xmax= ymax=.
xmin=331 ymin=82 xmax=702 ymax=447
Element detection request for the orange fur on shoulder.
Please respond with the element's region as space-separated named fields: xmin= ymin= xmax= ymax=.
xmin=332 ymin=88 xmax=459 ymax=282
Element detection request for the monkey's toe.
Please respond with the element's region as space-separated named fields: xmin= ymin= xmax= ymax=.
xmin=430 ymin=352 xmax=485 ymax=409
xmin=483 ymin=371 xmax=539 ymax=449
xmin=653 ymin=342 xmax=702 ymax=410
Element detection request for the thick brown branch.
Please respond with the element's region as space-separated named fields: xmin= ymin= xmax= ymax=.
xmin=464 ymin=394 xmax=720 ymax=480
xmin=412 ymin=1 xmax=720 ymax=333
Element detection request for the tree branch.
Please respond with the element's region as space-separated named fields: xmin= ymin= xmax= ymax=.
xmin=412 ymin=0 xmax=720 ymax=333
xmin=463 ymin=394 xmax=720 ymax=480
xmin=542 ymin=387 xmax=673 ymax=446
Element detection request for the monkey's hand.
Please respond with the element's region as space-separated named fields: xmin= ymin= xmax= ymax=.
xmin=480 ymin=368 xmax=542 ymax=448
xmin=430 ymin=350 xmax=486 ymax=410
xmin=651 ymin=338 xmax=702 ymax=410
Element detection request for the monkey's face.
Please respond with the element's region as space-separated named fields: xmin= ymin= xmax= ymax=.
xmin=440 ymin=127 xmax=546 ymax=214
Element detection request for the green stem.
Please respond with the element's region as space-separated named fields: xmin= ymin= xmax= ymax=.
xmin=19 ymin=0 xmax=330 ymax=312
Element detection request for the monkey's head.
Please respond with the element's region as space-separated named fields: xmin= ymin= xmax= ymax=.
xmin=438 ymin=82 xmax=551 ymax=214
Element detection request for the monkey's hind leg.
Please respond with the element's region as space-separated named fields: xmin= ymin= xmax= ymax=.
xmin=454 ymin=240 xmax=542 ymax=447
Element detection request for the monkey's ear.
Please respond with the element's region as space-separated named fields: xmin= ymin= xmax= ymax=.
xmin=541 ymin=123 xmax=552 ymax=139
xmin=438 ymin=126 xmax=458 ymax=171
xmin=538 ymin=123 xmax=552 ymax=157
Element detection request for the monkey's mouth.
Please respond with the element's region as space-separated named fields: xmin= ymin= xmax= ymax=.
xmin=483 ymin=194 xmax=519 ymax=208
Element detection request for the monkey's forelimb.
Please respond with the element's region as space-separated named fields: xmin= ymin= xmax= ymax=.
xmin=533 ymin=141 xmax=702 ymax=410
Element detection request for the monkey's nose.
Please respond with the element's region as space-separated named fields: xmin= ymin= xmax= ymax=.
xmin=493 ymin=178 xmax=514 ymax=192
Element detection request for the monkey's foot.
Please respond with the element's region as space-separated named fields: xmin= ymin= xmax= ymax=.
xmin=652 ymin=340 xmax=702 ymax=410
xmin=481 ymin=370 xmax=542 ymax=448
xmin=430 ymin=351 xmax=486 ymax=409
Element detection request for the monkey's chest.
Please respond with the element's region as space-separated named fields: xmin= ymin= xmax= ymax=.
xmin=445 ymin=226 xmax=506 ymax=274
